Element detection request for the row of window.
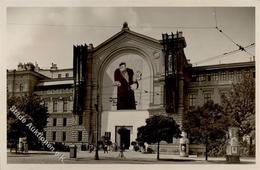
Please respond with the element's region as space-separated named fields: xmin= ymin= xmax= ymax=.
xmin=7 ymin=83 xmax=25 ymax=93
xmin=188 ymin=92 xmax=228 ymax=109
xmin=47 ymin=100 xmax=71 ymax=113
xmin=57 ymin=73 xmax=70 ymax=78
xmin=52 ymin=131 xmax=83 ymax=142
xmin=191 ymin=71 xmax=255 ymax=82
xmin=188 ymin=93 xmax=212 ymax=108
xmin=52 ymin=116 xmax=83 ymax=126
xmin=44 ymin=89 xmax=73 ymax=94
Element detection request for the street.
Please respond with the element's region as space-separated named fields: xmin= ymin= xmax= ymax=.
xmin=7 ymin=150 xmax=255 ymax=164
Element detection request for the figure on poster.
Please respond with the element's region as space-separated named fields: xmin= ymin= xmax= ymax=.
xmin=114 ymin=62 xmax=139 ymax=110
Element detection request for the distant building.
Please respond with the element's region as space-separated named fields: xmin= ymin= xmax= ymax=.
xmin=7 ymin=23 xmax=255 ymax=151
xmin=7 ymin=62 xmax=87 ymax=148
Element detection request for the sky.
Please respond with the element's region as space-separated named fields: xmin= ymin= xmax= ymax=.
xmin=6 ymin=7 xmax=255 ymax=69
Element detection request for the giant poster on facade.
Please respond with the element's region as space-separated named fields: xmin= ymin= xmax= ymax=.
xmin=102 ymin=53 xmax=151 ymax=111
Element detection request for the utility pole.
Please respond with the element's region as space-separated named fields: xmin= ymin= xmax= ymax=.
xmin=94 ymin=89 xmax=100 ymax=160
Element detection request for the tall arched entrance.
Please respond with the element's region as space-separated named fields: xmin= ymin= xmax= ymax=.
xmin=98 ymin=49 xmax=153 ymax=147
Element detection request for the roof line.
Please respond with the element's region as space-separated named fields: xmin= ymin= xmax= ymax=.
xmin=7 ymin=69 xmax=50 ymax=79
xmin=93 ymin=28 xmax=160 ymax=51
xmin=190 ymin=61 xmax=255 ymax=71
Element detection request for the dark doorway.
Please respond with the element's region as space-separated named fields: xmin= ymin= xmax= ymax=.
xmin=115 ymin=126 xmax=132 ymax=150
xmin=122 ymin=129 xmax=130 ymax=149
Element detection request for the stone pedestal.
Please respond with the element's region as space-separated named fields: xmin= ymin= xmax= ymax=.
xmin=179 ymin=132 xmax=189 ymax=157
xmin=226 ymin=155 xmax=240 ymax=163
xmin=226 ymin=127 xmax=240 ymax=163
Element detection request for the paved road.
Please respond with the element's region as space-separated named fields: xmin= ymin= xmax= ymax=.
xmin=7 ymin=150 xmax=255 ymax=164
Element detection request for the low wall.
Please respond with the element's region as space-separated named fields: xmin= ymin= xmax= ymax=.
xmin=148 ymin=143 xmax=206 ymax=156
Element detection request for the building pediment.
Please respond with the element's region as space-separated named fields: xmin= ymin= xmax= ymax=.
xmin=93 ymin=25 xmax=162 ymax=58
xmin=92 ymin=23 xmax=165 ymax=76
xmin=94 ymin=23 xmax=161 ymax=48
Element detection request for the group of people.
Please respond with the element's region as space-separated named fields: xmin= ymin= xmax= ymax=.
xmin=9 ymin=137 xmax=28 ymax=154
xmin=87 ymin=142 xmax=119 ymax=153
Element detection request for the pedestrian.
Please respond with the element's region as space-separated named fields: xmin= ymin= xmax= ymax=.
xmin=103 ymin=144 xmax=108 ymax=153
xmin=89 ymin=144 xmax=94 ymax=153
xmin=21 ymin=143 xmax=24 ymax=154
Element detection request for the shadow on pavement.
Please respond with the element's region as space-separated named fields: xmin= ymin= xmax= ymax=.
xmin=158 ymin=159 xmax=195 ymax=162
xmin=207 ymin=160 xmax=255 ymax=164
xmin=8 ymin=152 xmax=55 ymax=157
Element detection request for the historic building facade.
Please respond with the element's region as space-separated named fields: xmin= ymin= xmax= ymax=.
xmin=7 ymin=63 xmax=88 ymax=147
xmin=7 ymin=23 xmax=255 ymax=150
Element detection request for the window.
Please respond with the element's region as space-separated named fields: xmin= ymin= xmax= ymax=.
xmin=191 ymin=75 xmax=197 ymax=82
xmin=188 ymin=94 xmax=197 ymax=109
xmin=221 ymin=72 xmax=227 ymax=80
xmin=78 ymin=131 xmax=82 ymax=141
xmin=237 ymin=72 xmax=242 ymax=80
xmin=65 ymin=73 xmax=69 ymax=78
xmin=19 ymin=84 xmax=24 ymax=92
xmin=63 ymin=118 xmax=67 ymax=126
xmin=62 ymin=132 xmax=66 ymax=141
xmin=228 ymin=71 xmax=234 ymax=80
xmin=58 ymin=74 xmax=62 ymax=78
xmin=198 ymin=74 xmax=206 ymax=82
xmin=207 ymin=74 xmax=211 ymax=81
xmin=204 ymin=93 xmax=211 ymax=103
xmin=53 ymin=101 xmax=58 ymax=112
xmin=52 ymin=131 xmax=56 ymax=141
xmin=44 ymin=102 xmax=48 ymax=109
xmin=63 ymin=101 xmax=68 ymax=112
xmin=78 ymin=116 xmax=83 ymax=125
xmin=167 ymin=54 xmax=173 ymax=75
xmin=53 ymin=118 xmax=57 ymax=126
xmin=105 ymin=132 xmax=111 ymax=141
xmin=212 ymin=73 xmax=219 ymax=81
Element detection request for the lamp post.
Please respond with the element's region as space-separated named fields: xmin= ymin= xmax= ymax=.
xmin=94 ymin=90 xmax=100 ymax=160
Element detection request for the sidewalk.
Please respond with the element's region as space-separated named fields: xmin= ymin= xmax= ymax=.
xmin=7 ymin=150 xmax=256 ymax=164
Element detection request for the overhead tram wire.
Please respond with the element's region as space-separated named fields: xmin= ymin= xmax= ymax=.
xmin=215 ymin=26 xmax=254 ymax=58
xmin=9 ymin=9 xmax=254 ymax=65
xmin=7 ymin=22 xmax=216 ymax=30
xmin=213 ymin=8 xmax=255 ymax=59
xmin=7 ymin=23 xmax=121 ymax=29
xmin=194 ymin=43 xmax=255 ymax=65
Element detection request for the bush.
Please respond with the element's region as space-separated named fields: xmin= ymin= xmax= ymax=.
xmin=105 ymin=140 xmax=112 ymax=146
xmin=146 ymin=147 xmax=154 ymax=154
xmin=133 ymin=145 xmax=140 ymax=151
xmin=138 ymin=141 xmax=144 ymax=147
xmin=131 ymin=141 xmax=137 ymax=146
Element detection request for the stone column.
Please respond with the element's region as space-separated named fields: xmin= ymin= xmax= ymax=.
xmin=177 ymin=72 xmax=184 ymax=127
xmin=85 ymin=44 xmax=94 ymax=144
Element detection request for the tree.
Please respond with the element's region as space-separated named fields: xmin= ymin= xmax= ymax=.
xmin=221 ymin=71 xmax=255 ymax=156
xmin=7 ymin=94 xmax=49 ymax=149
xmin=136 ymin=115 xmax=181 ymax=160
xmin=182 ymin=100 xmax=229 ymax=160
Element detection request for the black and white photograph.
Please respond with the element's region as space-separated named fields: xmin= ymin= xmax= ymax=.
xmin=1 ymin=2 xmax=258 ymax=169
